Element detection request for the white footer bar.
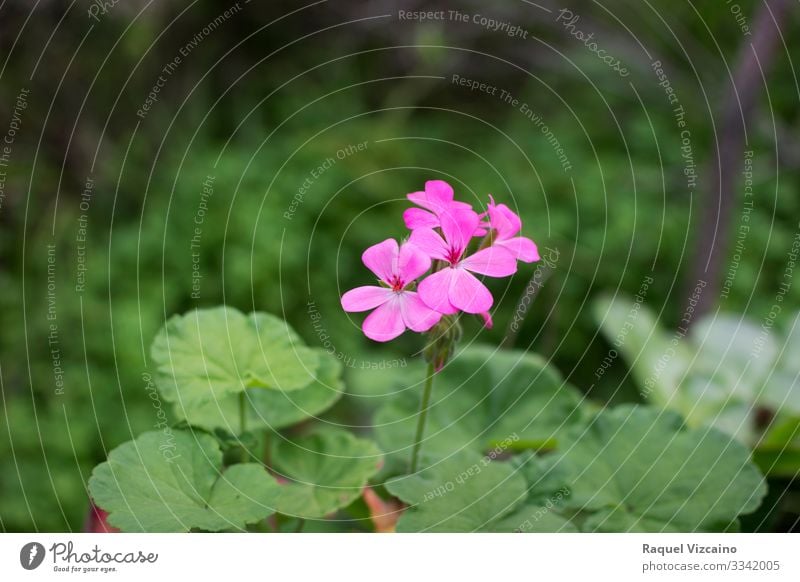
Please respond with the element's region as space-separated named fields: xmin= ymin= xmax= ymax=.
xmin=0 ymin=533 xmax=797 ymax=581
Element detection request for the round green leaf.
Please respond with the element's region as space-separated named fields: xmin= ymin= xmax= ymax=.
xmin=375 ymin=346 xmax=585 ymax=463
xmin=88 ymin=430 xmax=281 ymax=532
xmin=764 ymin=311 xmax=800 ymax=415
xmin=489 ymin=502 xmax=578 ymax=533
xmin=556 ymin=405 xmax=767 ymax=532
xmin=345 ymin=359 xmax=426 ymax=403
xmin=385 ymin=450 xmax=530 ymax=532
xmin=271 ymin=429 xmax=383 ymax=519
xmin=172 ymin=349 xmax=344 ymax=432
xmin=151 ymin=307 xmax=320 ymax=406
xmin=691 ymin=313 xmax=777 ymax=401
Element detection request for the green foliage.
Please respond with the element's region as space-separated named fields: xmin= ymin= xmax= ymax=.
xmin=271 ymin=429 xmax=383 ymax=519
xmin=374 ymin=345 xmax=586 ymax=466
xmin=556 ymin=406 xmax=766 ymax=532
xmin=386 ymin=405 xmax=766 ymax=533
xmin=87 ymin=308 xmax=368 ymax=532
xmin=151 ymin=306 xmax=321 ymax=404
xmin=594 ymin=295 xmax=800 ymax=477
xmin=386 ymin=451 xmax=529 ymax=532
xmin=753 ymin=416 xmax=800 ymax=478
xmin=77 ymin=307 xmax=769 ymax=533
xmin=174 ymin=349 xmax=344 ymax=433
xmin=88 ymin=430 xmax=280 ymax=532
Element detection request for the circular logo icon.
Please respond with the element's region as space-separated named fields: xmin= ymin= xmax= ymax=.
xmin=19 ymin=542 xmax=45 ymax=570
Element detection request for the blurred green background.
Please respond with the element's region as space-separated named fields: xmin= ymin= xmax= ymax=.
xmin=0 ymin=0 xmax=798 ymax=531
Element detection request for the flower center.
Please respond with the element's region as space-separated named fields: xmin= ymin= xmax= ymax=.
xmin=445 ymin=246 xmax=463 ymax=265
xmin=388 ymin=275 xmax=405 ymax=292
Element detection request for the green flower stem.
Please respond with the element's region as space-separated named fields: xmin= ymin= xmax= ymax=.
xmin=410 ymin=361 xmax=436 ymax=473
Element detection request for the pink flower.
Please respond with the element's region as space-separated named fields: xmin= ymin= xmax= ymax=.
xmin=485 ymin=197 xmax=540 ymax=262
xmin=403 ymin=180 xmax=482 ymax=233
xmin=411 ymin=206 xmax=517 ymax=314
xmin=341 ymin=239 xmax=442 ymax=342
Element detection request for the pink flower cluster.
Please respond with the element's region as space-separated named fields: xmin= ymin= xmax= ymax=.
xmin=341 ymin=180 xmax=539 ymax=342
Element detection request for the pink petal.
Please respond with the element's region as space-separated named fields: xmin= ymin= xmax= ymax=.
xmin=488 ymin=202 xmax=522 ymax=240
xmin=341 ymin=286 xmax=392 ymax=312
xmin=407 ymin=180 xmax=454 ymax=212
xmin=409 ymin=228 xmax=449 ymax=261
xmin=498 ymin=237 xmax=540 ymax=263
xmin=362 ymin=239 xmax=399 ymax=283
xmin=479 ymin=312 xmax=493 ymax=329
xmin=439 ymin=206 xmax=480 ymax=255
xmin=362 ymin=298 xmax=406 ymax=342
xmin=461 ymin=246 xmax=518 ymax=277
xmin=425 ymin=180 xmax=455 ymax=206
xmin=406 ymin=191 xmax=436 ymax=212
xmin=403 ymin=207 xmax=439 ymax=230
xmin=398 ymin=242 xmax=431 ymax=283
xmin=417 ymin=268 xmax=459 ymax=314
xmin=448 ymin=268 xmax=493 ymax=314
xmin=400 ymin=292 xmax=442 ymax=332
xmin=499 ymin=204 xmax=522 ymax=233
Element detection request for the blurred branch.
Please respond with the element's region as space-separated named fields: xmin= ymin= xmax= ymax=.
xmin=686 ymin=0 xmax=791 ymax=320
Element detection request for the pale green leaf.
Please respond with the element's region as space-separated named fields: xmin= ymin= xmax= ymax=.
xmin=691 ymin=313 xmax=776 ymax=401
xmin=272 ymin=429 xmax=383 ymax=519
xmin=556 ymin=405 xmax=766 ymax=532
xmin=173 ymin=349 xmax=344 ymax=432
xmin=151 ymin=307 xmax=320 ymax=406
xmin=489 ymin=502 xmax=578 ymax=532
xmin=88 ymin=430 xmax=280 ymax=532
xmin=385 ymin=450 xmax=529 ymax=532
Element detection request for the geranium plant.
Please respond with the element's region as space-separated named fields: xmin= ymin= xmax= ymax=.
xmin=86 ymin=181 xmax=768 ymax=533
